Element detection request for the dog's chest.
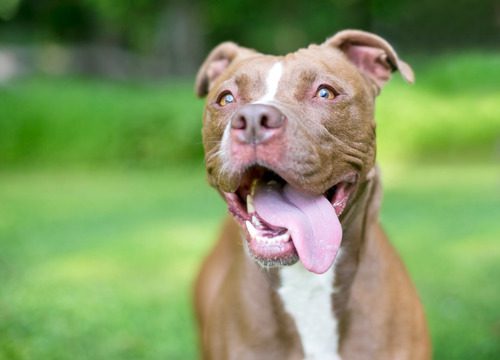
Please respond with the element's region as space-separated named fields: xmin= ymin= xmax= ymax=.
xmin=278 ymin=264 xmax=341 ymax=360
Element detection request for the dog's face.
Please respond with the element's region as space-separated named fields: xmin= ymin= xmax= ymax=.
xmin=196 ymin=30 xmax=413 ymax=274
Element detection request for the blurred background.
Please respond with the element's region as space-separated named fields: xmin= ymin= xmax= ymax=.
xmin=0 ymin=0 xmax=499 ymax=359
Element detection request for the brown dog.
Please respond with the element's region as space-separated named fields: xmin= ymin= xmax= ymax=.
xmin=194 ymin=29 xmax=431 ymax=359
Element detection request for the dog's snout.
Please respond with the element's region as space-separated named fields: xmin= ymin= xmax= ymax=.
xmin=231 ymin=104 xmax=285 ymax=144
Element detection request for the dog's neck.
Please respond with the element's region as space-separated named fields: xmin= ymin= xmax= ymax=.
xmin=258 ymin=168 xmax=381 ymax=358
xmin=333 ymin=168 xmax=381 ymax=333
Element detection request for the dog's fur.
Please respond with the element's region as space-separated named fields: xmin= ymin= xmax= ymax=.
xmin=194 ymin=30 xmax=431 ymax=359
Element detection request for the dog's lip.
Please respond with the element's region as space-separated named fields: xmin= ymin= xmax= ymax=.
xmin=223 ymin=167 xmax=358 ymax=226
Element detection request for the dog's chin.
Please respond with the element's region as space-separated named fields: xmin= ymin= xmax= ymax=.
xmin=243 ymin=238 xmax=300 ymax=269
xmin=222 ymin=165 xmax=357 ymax=270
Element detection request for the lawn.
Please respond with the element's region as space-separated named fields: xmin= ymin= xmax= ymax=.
xmin=0 ymin=167 xmax=223 ymax=360
xmin=0 ymin=163 xmax=499 ymax=359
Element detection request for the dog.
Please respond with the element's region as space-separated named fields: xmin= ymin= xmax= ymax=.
xmin=193 ymin=29 xmax=431 ymax=359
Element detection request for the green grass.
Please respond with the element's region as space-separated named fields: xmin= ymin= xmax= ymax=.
xmin=380 ymin=163 xmax=500 ymax=358
xmin=0 ymin=167 xmax=224 ymax=359
xmin=0 ymin=163 xmax=499 ymax=359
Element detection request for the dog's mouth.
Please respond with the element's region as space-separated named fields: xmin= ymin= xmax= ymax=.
xmin=223 ymin=166 xmax=357 ymax=274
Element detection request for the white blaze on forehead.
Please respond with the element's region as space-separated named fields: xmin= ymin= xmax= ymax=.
xmin=256 ymin=61 xmax=283 ymax=103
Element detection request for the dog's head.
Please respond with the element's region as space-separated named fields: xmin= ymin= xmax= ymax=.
xmin=195 ymin=30 xmax=413 ymax=274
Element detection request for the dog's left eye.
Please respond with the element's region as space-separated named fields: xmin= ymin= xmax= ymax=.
xmin=315 ymin=86 xmax=335 ymax=100
xmin=217 ymin=92 xmax=235 ymax=106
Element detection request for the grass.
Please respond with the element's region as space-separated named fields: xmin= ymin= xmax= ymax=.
xmin=0 ymin=163 xmax=499 ymax=359
xmin=0 ymin=167 xmax=224 ymax=360
xmin=381 ymin=163 xmax=500 ymax=359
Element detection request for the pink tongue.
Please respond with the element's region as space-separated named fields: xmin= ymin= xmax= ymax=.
xmin=253 ymin=183 xmax=342 ymax=274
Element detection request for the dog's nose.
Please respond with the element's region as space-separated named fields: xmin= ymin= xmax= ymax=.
xmin=231 ymin=104 xmax=285 ymax=144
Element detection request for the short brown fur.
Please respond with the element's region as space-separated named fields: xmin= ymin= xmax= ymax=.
xmin=194 ymin=30 xmax=431 ymax=359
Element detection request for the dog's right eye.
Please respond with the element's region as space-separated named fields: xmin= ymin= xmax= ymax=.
xmin=217 ymin=92 xmax=235 ymax=107
xmin=315 ymin=86 xmax=336 ymax=100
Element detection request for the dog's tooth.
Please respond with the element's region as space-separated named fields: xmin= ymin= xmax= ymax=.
xmin=245 ymin=221 xmax=258 ymax=239
xmin=271 ymin=232 xmax=287 ymax=243
xmin=275 ymin=232 xmax=290 ymax=243
xmin=256 ymin=236 xmax=266 ymax=243
xmin=246 ymin=195 xmax=255 ymax=214
xmin=333 ymin=197 xmax=347 ymax=207
xmin=252 ymin=216 xmax=266 ymax=229
xmin=250 ymin=179 xmax=258 ymax=196
xmin=255 ymin=235 xmax=267 ymax=243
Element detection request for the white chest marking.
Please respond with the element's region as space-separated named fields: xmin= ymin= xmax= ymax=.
xmin=278 ymin=264 xmax=341 ymax=360
xmin=255 ymin=62 xmax=283 ymax=104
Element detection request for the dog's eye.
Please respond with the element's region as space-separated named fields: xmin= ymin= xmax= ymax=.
xmin=315 ymin=86 xmax=335 ymax=100
xmin=217 ymin=92 xmax=235 ymax=106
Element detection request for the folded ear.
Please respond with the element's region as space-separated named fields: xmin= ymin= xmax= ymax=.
xmin=195 ymin=42 xmax=257 ymax=97
xmin=324 ymin=29 xmax=414 ymax=89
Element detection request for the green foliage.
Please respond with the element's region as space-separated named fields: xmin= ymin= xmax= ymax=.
xmin=0 ymin=163 xmax=499 ymax=359
xmin=82 ymin=0 xmax=165 ymax=51
xmin=376 ymin=52 xmax=500 ymax=162
xmin=3 ymin=0 xmax=496 ymax=53
xmin=203 ymin=0 xmax=372 ymax=55
xmin=0 ymin=78 xmax=204 ymax=167
xmin=1 ymin=52 xmax=499 ymax=167
xmin=0 ymin=0 xmax=20 ymax=20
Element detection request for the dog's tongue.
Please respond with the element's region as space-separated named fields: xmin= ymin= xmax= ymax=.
xmin=253 ymin=183 xmax=342 ymax=274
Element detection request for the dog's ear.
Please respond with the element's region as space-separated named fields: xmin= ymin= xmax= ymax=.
xmin=195 ymin=42 xmax=256 ymax=97
xmin=324 ymin=29 xmax=414 ymax=89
